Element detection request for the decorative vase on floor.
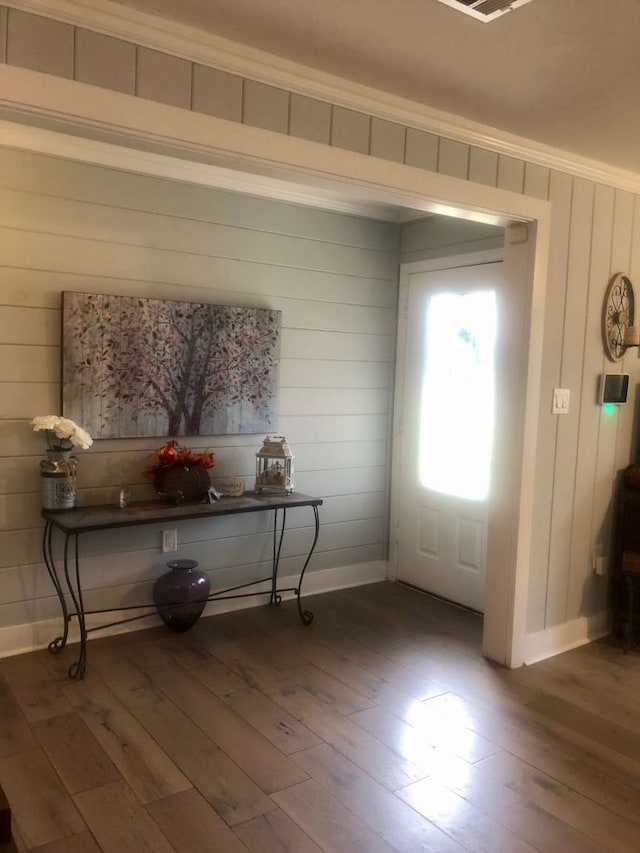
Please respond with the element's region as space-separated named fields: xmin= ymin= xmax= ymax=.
xmin=40 ymin=449 xmax=78 ymax=510
xmin=153 ymin=559 xmax=210 ymax=631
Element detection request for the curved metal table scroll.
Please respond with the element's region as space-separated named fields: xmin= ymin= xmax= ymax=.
xmin=42 ymin=493 xmax=322 ymax=679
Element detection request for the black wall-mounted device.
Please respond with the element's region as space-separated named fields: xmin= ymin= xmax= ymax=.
xmin=599 ymin=373 xmax=629 ymax=405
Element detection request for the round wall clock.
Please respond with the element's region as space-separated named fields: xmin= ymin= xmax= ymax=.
xmin=602 ymin=272 xmax=634 ymax=362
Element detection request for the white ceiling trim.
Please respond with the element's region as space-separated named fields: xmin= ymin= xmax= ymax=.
xmin=1 ymin=62 xmax=545 ymax=225
xmin=7 ymin=0 xmax=640 ymax=194
xmin=0 ymin=120 xmax=406 ymax=221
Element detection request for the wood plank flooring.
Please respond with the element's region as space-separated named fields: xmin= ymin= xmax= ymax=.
xmin=0 ymin=581 xmax=638 ymax=852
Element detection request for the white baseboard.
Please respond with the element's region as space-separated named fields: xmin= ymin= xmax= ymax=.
xmin=0 ymin=560 xmax=388 ymax=660
xmin=523 ymin=610 xmax=612 ymax=665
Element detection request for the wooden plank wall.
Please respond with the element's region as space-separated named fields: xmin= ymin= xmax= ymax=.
xmin=3 ymin=3 xmax=640 ymax=640
xmin=0 ymin=147 xmax=399 ymax=632
xmin=430 ymin=133 xmax=640 ymax=638
xmin=400 ymin=193 xmax=640 ymax=635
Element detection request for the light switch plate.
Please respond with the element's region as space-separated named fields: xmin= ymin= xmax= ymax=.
xmin=162 ymin=529 xmax=177 ymax=552
xmin=552 ymin=388 xmax=570 ymax=414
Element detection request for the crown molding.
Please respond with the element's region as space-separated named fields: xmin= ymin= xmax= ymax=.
xmin=0 ymin=63 xmax=547 ymax=227
xmin=6 ymin=0 xmax=640 ymax=194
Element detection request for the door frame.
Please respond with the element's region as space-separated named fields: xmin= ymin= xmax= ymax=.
xmin=0 ymin=64 xmax=551 ymax=667
xmin=391 ymin=230 xmax=543 ymax=667
xmin=390 ymin=250 xmax=504 ymax=613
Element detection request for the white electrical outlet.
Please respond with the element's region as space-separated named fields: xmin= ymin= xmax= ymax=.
xmin=162 ymin=529 xmax=177 ymax=553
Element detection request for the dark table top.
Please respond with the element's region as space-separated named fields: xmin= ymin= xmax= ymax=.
xmin=42 ymin=492 xmax=323 ymax=533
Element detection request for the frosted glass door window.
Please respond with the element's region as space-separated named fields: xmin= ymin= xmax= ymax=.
xmin=419 ymin=290 xmax=497 ymax=500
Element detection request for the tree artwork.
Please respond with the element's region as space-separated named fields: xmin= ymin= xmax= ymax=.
xmin=62 ymin=292 xmax=281 ymax=438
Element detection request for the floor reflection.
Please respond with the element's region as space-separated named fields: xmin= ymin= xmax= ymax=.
xmin=404 ymin=692 xmax=479 ymax=764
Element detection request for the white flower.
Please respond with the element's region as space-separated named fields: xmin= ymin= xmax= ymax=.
xmin=53 ymin=417 xmax=80 ymax=440
xmin=31 ymin=415 xmax=93 ymax=450
xmin=31 ymin=415 xmax=60 ymax=431
xmin=69 ymin=425 xmax=93 ymax=449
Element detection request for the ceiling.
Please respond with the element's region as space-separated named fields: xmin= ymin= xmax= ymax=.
xmin=109 ymin=0 xmax=640 ymax=175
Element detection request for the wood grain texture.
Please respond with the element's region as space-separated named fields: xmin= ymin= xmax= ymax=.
xmin=0 ymin=748 xmax=85 ymax=848
xmin=222 ymin=687 xmax=322 ymax=755
xmin=131 ymin=658 xmax=309 ymax=793
xmin=132 ymin=699 xmax=274 ymax=826
xmin=233 ymin=809 xmax=324 ymax=853
xmin=293 ymin=743 xmax=466 ymax=852
xmin=476 ymin=750 xmax=640 ymax=852
xmin=272 ymin=779 xmax=397 ymax=853
xmin=397 ymin=774 xmax=537 ymax=852
xmin=0 ymin=678 xmax=37 ymax=759
xmin=62 ymin=677 xmax=191 ymax=804
xmin=32 ymin=712 xmax=120 ymax=794
xmin=2 ymin=661 xmax=73 ymax=723
xmin=27 ymin=833 xmax=101 ymax=853
xmin=73 ymin=780 xmax=175 ymax=853
xmin=145 ymin=788 xmax=249 ymax=853
xmin=1 ymin=584 xmax=639 ymax=851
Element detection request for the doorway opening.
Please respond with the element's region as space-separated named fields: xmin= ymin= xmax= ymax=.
xmin=0 ymin=101 xmax=550 ymax=666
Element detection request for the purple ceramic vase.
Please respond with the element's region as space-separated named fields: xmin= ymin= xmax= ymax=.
xmin=153 ymin=559 xmax=210 ymax=631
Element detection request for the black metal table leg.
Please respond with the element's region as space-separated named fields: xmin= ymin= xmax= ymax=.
xmin=42 ymin=521 xmax=70 ymax=654
xmin=62 ymin=533 xmax=87 ymax=679
xmin=270 ymin=507 xmax=286 ymax=606
xmin=41 ymin=493 xmax=323 ymax=679
xmin=295 ymin=505 xmax=320 ymax=625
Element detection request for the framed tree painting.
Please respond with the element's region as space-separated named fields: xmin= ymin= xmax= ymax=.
xmin=62 ymin=292 xmax=281 ymax=438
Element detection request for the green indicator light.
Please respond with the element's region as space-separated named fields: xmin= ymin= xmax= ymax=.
xmin=603 ymin=403 xmax=615 ymax=413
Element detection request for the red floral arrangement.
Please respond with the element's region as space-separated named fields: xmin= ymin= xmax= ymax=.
xmin=143 ymin=439 xmax=215 ymax=482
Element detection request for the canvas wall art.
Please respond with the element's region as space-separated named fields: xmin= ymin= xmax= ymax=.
xmin=62 ymin=292 xmax=281 ymax=438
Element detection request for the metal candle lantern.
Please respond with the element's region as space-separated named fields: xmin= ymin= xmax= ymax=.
xmin=255 ymin=436 xmax=294 ymax=494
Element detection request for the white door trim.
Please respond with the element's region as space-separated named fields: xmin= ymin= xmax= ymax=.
xmin=0 ymin=65 xmax=551 ymax=667
xmin=392 ymin=231 xmax=546 ymax=668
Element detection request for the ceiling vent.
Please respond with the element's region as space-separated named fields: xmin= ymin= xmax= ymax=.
xmin=437 ymin=0 xmax=534 ymax=22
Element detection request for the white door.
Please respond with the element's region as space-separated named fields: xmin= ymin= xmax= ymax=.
xmin=395 ymin=259 xmax=503 ymax=613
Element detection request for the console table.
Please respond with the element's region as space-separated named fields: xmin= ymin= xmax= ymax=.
xmin=42 ymin=493 xmax=322 ymax=679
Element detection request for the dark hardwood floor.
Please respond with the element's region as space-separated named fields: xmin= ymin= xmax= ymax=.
xmin=0 ymin=581 xmax=637 ymax=852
